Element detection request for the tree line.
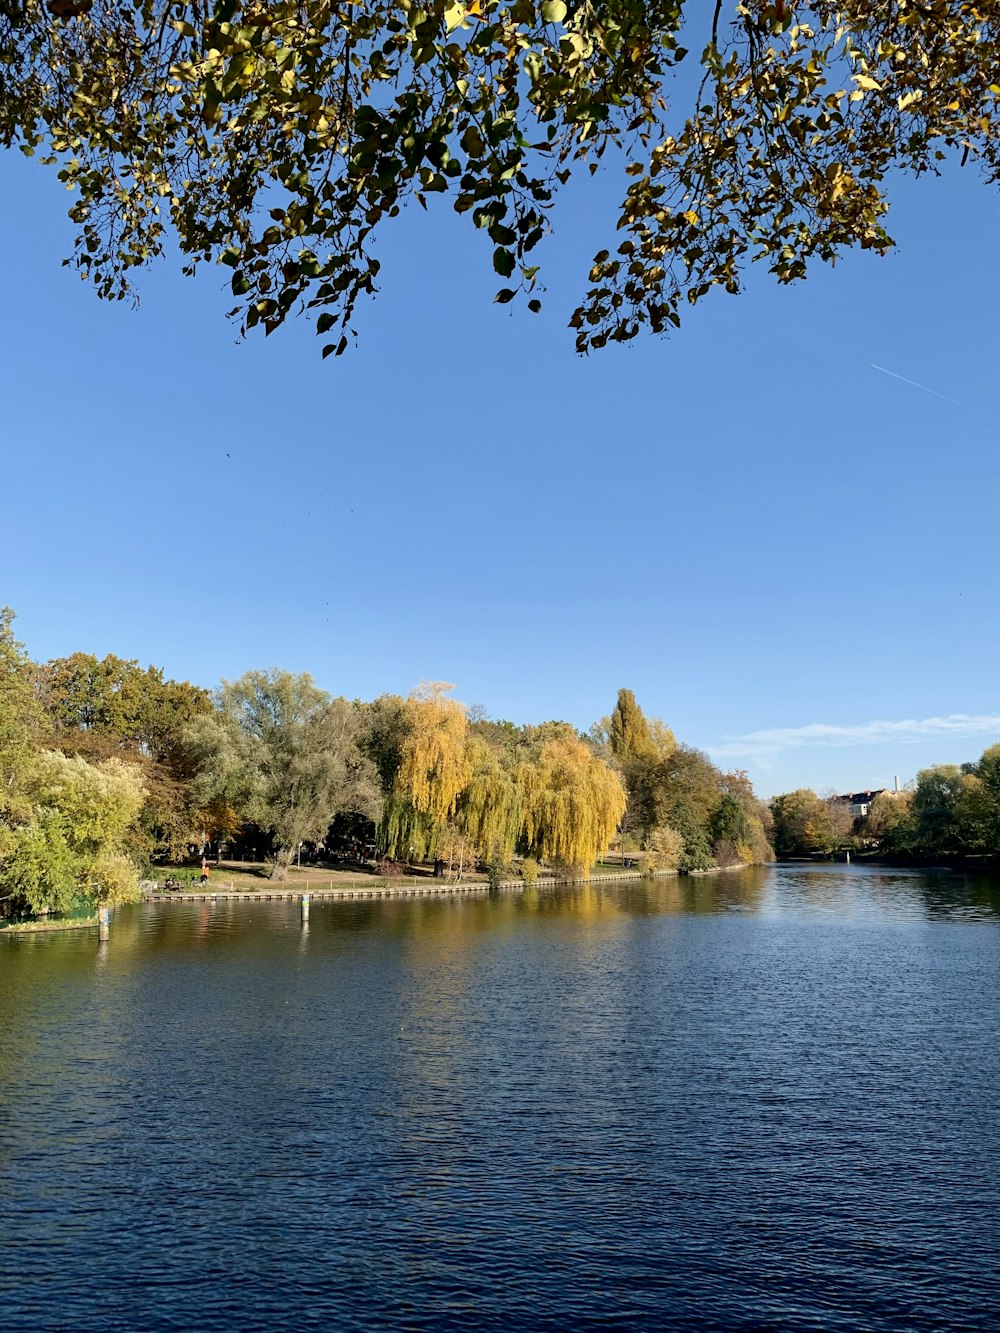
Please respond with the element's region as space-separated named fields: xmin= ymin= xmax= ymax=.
xmin=771 ymin=746 xmax=1000 ymax=862
xmin=1 ymin=610 xmax=772 ymax=919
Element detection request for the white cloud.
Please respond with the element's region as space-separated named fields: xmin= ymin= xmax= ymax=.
xmin=708 ymin=714 xmax=1000 ymax=764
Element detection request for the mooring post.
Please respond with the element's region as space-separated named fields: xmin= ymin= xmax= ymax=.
xmin=301 ymin=893 xmax=310 ymax=924
xmin=98 ymin=907 xmax=110 ymax=942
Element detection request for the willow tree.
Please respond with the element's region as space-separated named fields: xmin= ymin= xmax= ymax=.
xmin=4 ymin=4 xmax=998 ymax=353
xmin=455 ymin=734 xmax=522 ymax=865
xmin=519 ymin=736 xmax=626 ymax=874
xmin=381 ymin=683 xmax=471 ymax=860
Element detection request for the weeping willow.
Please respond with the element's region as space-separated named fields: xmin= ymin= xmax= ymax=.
xmin=456 ymin=737 xmax=522 ymax=865
xmin=518 ymin=738 xmax=627 ymax=875
xmin=381 ymin=685 xmax=471 ymax=860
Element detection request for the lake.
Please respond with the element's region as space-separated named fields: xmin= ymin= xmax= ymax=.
xmin=2 ymin=863 xmax=999 ymax=1331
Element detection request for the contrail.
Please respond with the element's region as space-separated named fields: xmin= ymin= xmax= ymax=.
xmin=870 ymin=362 xmax=966 ymax=409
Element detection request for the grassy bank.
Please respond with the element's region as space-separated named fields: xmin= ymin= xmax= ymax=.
xmin=0 ymin=915 xmax=98 ymax=934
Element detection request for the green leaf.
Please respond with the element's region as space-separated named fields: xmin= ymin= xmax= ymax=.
xmin=494 ymin=288 xmax=516 ymax=304
xmin=317 ymin=313 xmax=336 ymax=334
xmin=528 ymin=298 xmax=542 ymax=313
xmin=541 ymin=1 xmax=567 ymax=22
xmin=231 ymin=272 xmax=250 ymax=296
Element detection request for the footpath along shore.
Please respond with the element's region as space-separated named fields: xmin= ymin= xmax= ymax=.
xmin=3 ymin=864 xmax=755 ymax=933
xmin=144 ymin=869 xmax=649 ymax=904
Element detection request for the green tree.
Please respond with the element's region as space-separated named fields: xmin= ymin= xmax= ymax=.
xmin=770 ymin=787 xmax=826 ymax=856
xmin=39 ymin=651 xmax=213 ymax=858
xmin=0 ymin=608 xmax=42 ymax=813
xmin=646 ymin=745 xmax=723 ymax=869
xmin=601 ymin=688 xmax=676 ymax=848
xmin=960 ymin=744 xmax=1000 ymax=855
xmin=861 ymin=790 xmax=916 ymax=855
xmin=0 ymin=751 xmax=146 ymax=917
xmin=190 ymin=670 xmax=380 ymax=879
xmin=4 ymin=5 xmax=993 ymax=353
xmin=911 ymin=764 xmax=980 ymax=857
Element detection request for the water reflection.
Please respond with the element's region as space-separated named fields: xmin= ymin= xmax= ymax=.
xmin=2 ymin=863 xmax=1000 ymax=1332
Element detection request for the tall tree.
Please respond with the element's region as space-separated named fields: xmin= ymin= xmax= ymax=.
xmin=39 ymin=651 xmax=213 ymax=857
xmin=381 ymin=683 xmax=472 ymax=861
xmin=861 ymin=790 xmax=915 ymax=855
xmin=3 ymin=5 xmax=996 ymax=352
xmin=457 ymin=735 xmax=522 ymax=865
xmin=0 ymin=608 xmax=40 ymax=814
xmin=602 ymin=688 xmax=676 ymax=846
xmin=190 ymin=670 xmax=380 ymax=878
xmin=609 ymin=689 xmax=657 ymax=764
xmin=911 ymin=764 xmax=980 ymax=856
xmin=518 ymin=736 xmax=627 ymax=872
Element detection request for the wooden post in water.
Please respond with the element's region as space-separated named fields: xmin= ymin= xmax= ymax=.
xmin=98 ymin=907 xmax=110 ymax=941
xmin=301 ymin=893 xmax=310 ymax=925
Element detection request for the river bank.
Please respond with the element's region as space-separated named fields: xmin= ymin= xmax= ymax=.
xmin=2 ymin=864 xmax=762 ymax=933
xmin=780 ymin=852 xmax=1000 ymax=873
xmin=0 ymin=915 xmax=97 ymax=935
xmin=144 ymin=868 xmax=652 ymax=905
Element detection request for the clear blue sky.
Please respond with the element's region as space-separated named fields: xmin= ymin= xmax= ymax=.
xmin=1 ymin=147 xmax=997 ymax=799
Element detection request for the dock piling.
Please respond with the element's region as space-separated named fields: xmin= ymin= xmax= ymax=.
xmin=98 ymin=907 xmax=110 ymax=941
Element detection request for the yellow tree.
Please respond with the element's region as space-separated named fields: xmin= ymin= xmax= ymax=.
xmin=382 ymin=684 xmax=472 ymax=861
xmin=519 ymin=738 xmax=627 ymax=875
xmin=456 ymin=736 xmax=522 ymax=867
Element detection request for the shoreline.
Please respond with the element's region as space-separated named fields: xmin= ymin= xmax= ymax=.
xmin=142 ymin=863 xmax=762 ymax=905
xmin=0 ymin=916 xmax=98 ymax=935
xmin=3 ymin=865 xmax=766 ymax=934
xmin=143 ymin=868 xmax=654 ymax=905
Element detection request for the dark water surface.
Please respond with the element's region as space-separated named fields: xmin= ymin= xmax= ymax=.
xmin=2 ymin=864 xmax=999 ymax=1331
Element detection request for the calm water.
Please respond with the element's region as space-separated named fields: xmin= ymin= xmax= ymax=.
xmin=2 ymin=864 xmax=999 ymax=1331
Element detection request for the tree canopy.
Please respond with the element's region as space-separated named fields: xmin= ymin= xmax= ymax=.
xmin=3 ymin=2 xmax=995 ymax=353
xmin=188 ymin=668 xmax=381 ymax=877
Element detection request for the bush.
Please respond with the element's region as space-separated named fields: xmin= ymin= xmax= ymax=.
xmin=519 ymin=857 xmax=540 ymax=886
xmin=644 ymin=824 xmax=685 ymax=873
xmin=486 ymin=860 xmax=514 ymax=888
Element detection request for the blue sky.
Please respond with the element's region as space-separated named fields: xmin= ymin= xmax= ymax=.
xmin=1 ymin=146 xmax=997 ymax=799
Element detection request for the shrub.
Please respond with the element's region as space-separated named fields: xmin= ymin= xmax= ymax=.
xmin=519 ymin=857 xmax=540 ymax=886
xmin=486 ymin=860 xmax=514 ymax=888
xmin=644 ymin=824 xmax=685 ymax=873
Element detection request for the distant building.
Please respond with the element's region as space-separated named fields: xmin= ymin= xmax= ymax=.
xmin=836 ymin=790 xmax=887 ymax=821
